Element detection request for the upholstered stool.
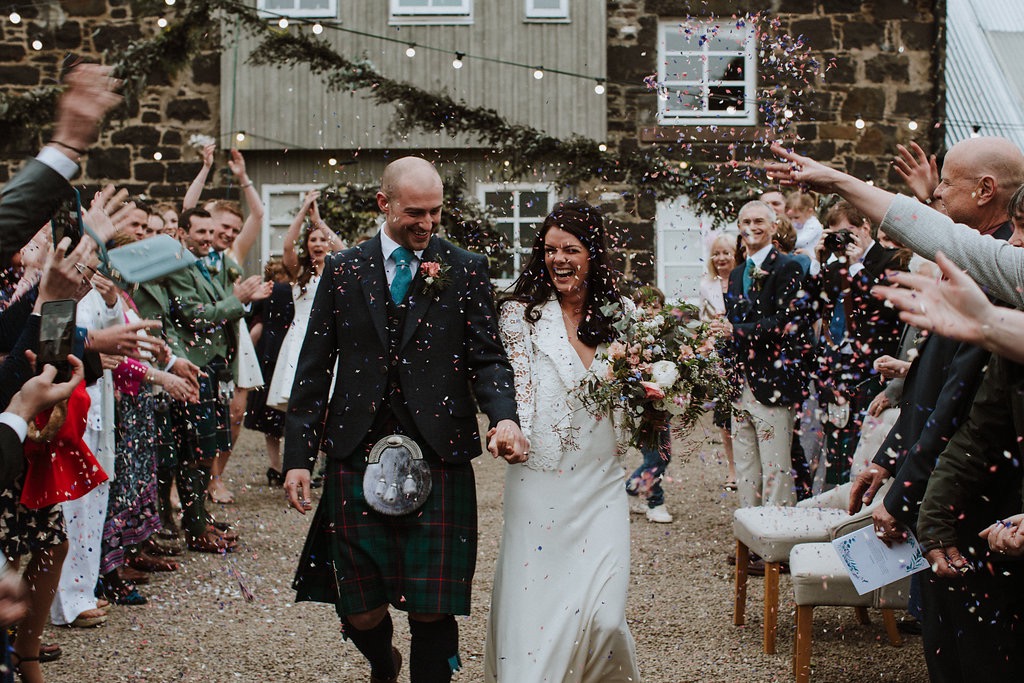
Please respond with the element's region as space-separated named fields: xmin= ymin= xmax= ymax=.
xmin=733 ymin=506 xmax=851 ymax=654
xmin=790 ymin=541 xmax=907 ymax=683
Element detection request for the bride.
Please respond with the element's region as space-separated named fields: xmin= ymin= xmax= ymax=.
xmin=485 ymin=199 xmax=641 ymax=682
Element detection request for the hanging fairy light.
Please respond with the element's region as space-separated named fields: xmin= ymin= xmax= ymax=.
xmin=157 ymin=17 xmax=168 ymax=27
xmin=164 ymin=0 xmax=175 ymax=5
xmin=236 ymin=131 xmax=246 ymax=142
xmin=312 ymin=22 xmax=323 ymax=34
xmin=970 ymin=125 xmax=982 ymax=138
xmin=452 ymin=52 xmax=464 ymax=69
xmin=278 ymin=17 xmax=288 ymax=28
xmin=598 ymin=143 xmax=607 ymax=152
xmin=533 ymin=67 xmax=544 ymax=80
xmin=907 ymin=119 xmax=919 ymax=131
xmin=31 ymin=39 xmax=42 ymax=50
xmin=9 ymin=11 xmax=20 ymax=23
xmin=594 ymin=79 xmax=605 ymax=95
xmin=783 ymin=108 xmax=794 ymax=119
xmin=328 ymin=157 xmax=338 ymax=166
xmin=854 ymin=115 xmax=866 ymax=130
xmin=405 ymin=44 xmax=416 ymax=58
xmin=153 ymin=151 xmax=163 ymax=161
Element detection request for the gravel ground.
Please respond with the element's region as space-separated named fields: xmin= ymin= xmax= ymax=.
xmin=44 ymin=416 xmax=929 ymax=682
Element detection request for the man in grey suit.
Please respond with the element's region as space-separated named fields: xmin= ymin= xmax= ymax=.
xmin=283 ymin=157 xmax=528 ymax=683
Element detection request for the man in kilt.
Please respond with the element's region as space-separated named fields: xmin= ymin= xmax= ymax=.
xmin=283 ymin=157 xmax=529 ymax=683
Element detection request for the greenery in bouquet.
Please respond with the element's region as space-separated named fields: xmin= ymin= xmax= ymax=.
xmin=574 ymin=301 xmax=737 ymax=452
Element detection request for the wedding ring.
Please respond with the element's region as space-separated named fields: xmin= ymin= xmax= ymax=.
xmin=74 ymin=262 xmax=87 ymax=273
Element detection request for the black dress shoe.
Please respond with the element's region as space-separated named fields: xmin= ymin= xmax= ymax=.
xmin=897 ymin=618 xmax=923 ymax=635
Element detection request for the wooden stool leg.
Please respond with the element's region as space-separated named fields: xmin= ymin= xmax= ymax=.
xmin=882 ymin=609 xmax=903 ymax=647
xmin=734 ymin=539 xmax=750 ymax=626
xmin=795 ymin=605 xmax=812 ymax=683
xmin=764 ymin=561 xmax=780 ymax=654
xmin=854 ymin=606 xmax=870 ymax=625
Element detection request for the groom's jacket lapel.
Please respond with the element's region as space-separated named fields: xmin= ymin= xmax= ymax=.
xmin=357 ymin=234 xmax=389 ymax=348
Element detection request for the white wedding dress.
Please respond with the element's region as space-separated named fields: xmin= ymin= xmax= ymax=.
xmin=266 ymin=275 xmax=321 ymax=411
xmin=485 ymin=299 xmax=640 ymax=683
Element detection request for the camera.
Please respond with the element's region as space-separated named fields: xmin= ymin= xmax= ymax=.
xmin=823 ymin=228 xmax=856 ymax=256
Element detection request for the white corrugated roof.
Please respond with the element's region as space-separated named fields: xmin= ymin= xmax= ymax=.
xmin=945 ymin=0 xmax=1024 ymax=149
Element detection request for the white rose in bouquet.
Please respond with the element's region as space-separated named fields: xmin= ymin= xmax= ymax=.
xmin=658 ymin=394 xmax=688 ymax=416
xmin=650 ymin=360 xmax=679 ymax=390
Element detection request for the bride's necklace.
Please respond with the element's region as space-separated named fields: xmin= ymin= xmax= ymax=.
xmin=561 ymin=307 xmax=582 ymax=338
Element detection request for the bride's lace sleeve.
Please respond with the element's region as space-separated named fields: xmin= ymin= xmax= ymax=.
xmin=499 ymin=301 xmax=534 ymax=439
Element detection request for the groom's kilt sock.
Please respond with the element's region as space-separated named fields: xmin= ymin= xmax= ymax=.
xmin=292 ymin=448 xmax=477 ymax=617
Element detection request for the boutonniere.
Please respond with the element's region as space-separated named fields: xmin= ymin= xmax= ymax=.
xmin=420 ymin=260 xmax=451 ymax=296
xmin=227 ymin=266 xmax=241 ymax=282
xmin=750 ymin=265 xmax=769 ymax=292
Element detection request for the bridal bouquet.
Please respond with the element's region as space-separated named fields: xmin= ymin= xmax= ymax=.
xmin=574 ymin=302 xmax=735 ymax=451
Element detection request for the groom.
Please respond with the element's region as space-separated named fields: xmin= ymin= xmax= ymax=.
xmin=283 ymin=156 xmax=528 ymax=683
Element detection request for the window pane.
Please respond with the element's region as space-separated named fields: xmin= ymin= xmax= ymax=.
xmin=707 ymin=54 xmax=745 ymax=81
xmin=664 ymin=87 xmax=703 ymax=114
xmin=706 ymin=25 xmax=751 ymax=51
xmin=302 ymin=0 xmax=330 ymax=8
xmin=263 ymin=0 xmax=293 ymax=9
xmin=533 ymin=0 xmax=563 ymax=8
xmin=663 ymin=27 xmax=695 ymax=53
xmin=665 ymin=55 xmax=704 ymax=82
xmin=486 ymin=192 xmax=514 ymax=218
xmin=434 ymin=0 xmax=464 ymax=6
xmin=399 ymin=0 xmax=430 ymax=6
xmin=269 ymin=193 xmax=302 ymax=225
xmin=518 ymin=191 xmax=549 ymax=218
xmin=708 ymin=85 xmax=746 ymax=111
xmin=519 ymin=222 xmax=540 ymax=248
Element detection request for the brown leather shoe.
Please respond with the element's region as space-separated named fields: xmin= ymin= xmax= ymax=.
xmin=369 ymin=647 xmax=402 ymax=683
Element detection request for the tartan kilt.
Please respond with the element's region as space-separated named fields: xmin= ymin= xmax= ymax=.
xmin=293 ymin=455 xmax=478 ymax=617
xmin=175 ymin=358 xmax=232 ymax=462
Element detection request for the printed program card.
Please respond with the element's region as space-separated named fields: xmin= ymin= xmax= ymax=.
xmin=832 ymin=526 xmax=930 ymax=595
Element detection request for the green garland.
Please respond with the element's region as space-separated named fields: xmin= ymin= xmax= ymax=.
xmin=1 ymin=0 xmax=814 ymax=223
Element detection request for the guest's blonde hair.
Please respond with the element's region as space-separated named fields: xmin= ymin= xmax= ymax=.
xmin=706 ymin=233 xmax=738 ymax=278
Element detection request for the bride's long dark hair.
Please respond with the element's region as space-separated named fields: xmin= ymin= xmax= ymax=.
xmin=504 ymin=199 xmax=620 ymax=346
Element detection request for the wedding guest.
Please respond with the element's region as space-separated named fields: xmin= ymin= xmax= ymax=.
xmin=625 ymin=285 xmax=673 ymax=524
xmin=153 ymin=202 xmax=179 ymax=235
xmin=266 ymin=190 xmax=343 ymax=413
xmin=243 ymin=259 xmax=294 ymax=487
xmin=183 ymin=144 xmax=265 ymax=504
xmin=712 ymin=200 xmax=810 ymax=511
xmin=785 ymin=190 xmax=823 ymax=256
xmin=699 ymin=233 xmax=738 ymax=491
xmin=283 ymin=157 xmax=526 ymax=683
xmin=163 ymin=208 xmax=269 ymax=552
xmin=485 ymin=198 xmax=639 ymax=681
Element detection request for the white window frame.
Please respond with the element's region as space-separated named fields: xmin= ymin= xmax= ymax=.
xmin=390 ymin=0 xmax=473 ymax=25
xmin=525 ymin=0 xmax=569 ymax=21
xmin=477 ymin=182 xmax=558 ymax=288
xmin=256 ymin=0 xmax=337 ymax=19
xmin=657 ymin=20 xmax=757 ymax=126
xmin=655 ymin=196 xmax=714 ymax=305
xmin=261 ymin=184 xmax=320 ymax=261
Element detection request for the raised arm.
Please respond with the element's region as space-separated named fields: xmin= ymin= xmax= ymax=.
xmin=282 ymin=190 xmax=319 ymax=278
xmin=226 ymin=149 xmax=263 ymax=262
xmin=182 ymin=143 xmax=215 ymax=211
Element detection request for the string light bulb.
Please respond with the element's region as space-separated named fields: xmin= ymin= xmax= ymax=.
xmin=328 ymin=157 xmax=338 ymax=166
xmin=907 ymin=119 xmax=919 ymax=131
xmin=679 ymin=161 xmax=689 ymax=169
xmin=278 ymin=17 xmax=288 ymax=28
xmin=9 ymin=11 xmax=20 ymax=23
xmin=854 ymin=115 xmax=866 ymax=130
xmin=312 ymin=22 xmax=323 ymax=35
xmin=157 ymin=17 xmax=167 ymax=27
xmin=533 ymin=68 xmax=544 ymax=80
xmin=405 ymin=44 xmax=416 ymax=58
xmin=783 ymin=108 xmax=794 ymax=119
xmin=971 ymin=125 xmax=981 ymax=138
xmin=31 ymin=39 xmax=42 ymax=50
xmin=153 ymin=151 xmax=163 ymax=161
xmin=598 ymin=143 xmax=607 ymax=152
xmin=164 ymin=0 xmax=175 ymax=5
xmin=594 ymin=79 xmax=605 ymax=95
xmin=865 ymin=176 xmax=875 ymax=186
xmin=452 ymin=52 xmax=464 ymax=69
xmin=235 ymin=131 xmax=246 ymax=142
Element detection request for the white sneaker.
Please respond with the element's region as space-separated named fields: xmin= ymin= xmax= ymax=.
xmin=629 ymin=499 xmax=648 ymax=515
xmin=645 ymin=505 xmax=673 ymax=523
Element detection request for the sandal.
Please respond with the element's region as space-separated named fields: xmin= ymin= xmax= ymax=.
xmin=118 ymin=566 xmax=151 ymax=584
xmin=39 ymin=642 xmax=62 ymax=663
xmin=143 ymin=536 xmax=183 ymax=557
xmin=69 ymin=608 xmax=107 ymax=628
xmin=12 ymin=652 xmax=40 ymax=680
xmin=723 ymin=479 xmax=738 ymax=492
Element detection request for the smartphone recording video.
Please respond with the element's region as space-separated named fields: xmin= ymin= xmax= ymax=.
xmin=39 ymin=299 xmax=77 ymax=382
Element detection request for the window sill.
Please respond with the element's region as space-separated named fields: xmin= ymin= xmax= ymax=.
xmin=389 ymin=15 xmax=474 ymax=25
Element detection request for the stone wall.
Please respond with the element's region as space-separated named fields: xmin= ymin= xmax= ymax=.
xmin=595 ymin=0 xmax=945 ymax=284
xmin=0 ymin=0 xmax=223 ymax=200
